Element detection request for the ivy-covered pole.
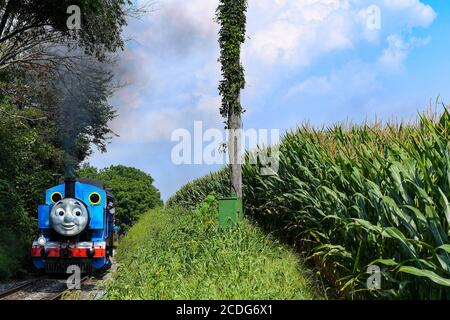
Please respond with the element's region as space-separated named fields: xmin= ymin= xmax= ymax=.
xmin=216 ymin=0 xmax=247 ymax=199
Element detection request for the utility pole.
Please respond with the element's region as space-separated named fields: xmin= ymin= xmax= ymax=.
xmin=216 ymin=0 xmax=247 ymax=226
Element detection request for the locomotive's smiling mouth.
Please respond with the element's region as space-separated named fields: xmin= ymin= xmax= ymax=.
xmin=61 ymin=224 xmax=75 ymax=230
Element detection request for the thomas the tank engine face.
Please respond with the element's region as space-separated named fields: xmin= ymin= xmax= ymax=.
xmin=32 ymin=179 xmax=116 ymax=273
xmin=50 ymin=198 xmax=89 ymax=236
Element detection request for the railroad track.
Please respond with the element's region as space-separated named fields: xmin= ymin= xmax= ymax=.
xmin=0 ymin=276 xmax=48 ymax=299
xmin=47 ymin=275 xmax=90 ymax=300
xmin=0 ymin=275 xmax=92 ymax=300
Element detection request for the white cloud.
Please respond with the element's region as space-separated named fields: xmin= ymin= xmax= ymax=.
xmin=286 ymin=61 xmax=380 ymax=99
xmin=286 ymin=76 xmax=333 ymax=96
xmin=379 ymin=34 xmax=430 ymax=70
xmin=382 ymin=0 xmax=436 ymax=27
xmin=110 ymin=95 xmax=222 ymax=143
xmin=379 ymin=34 xmax=408 ymax=69
xmin=246 ymin=0 xmax=354 ymax=66
xmin=245 ymin=0 xmax=436 ymax=66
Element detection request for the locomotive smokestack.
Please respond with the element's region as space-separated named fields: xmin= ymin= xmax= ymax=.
xmin=65 ymin=178 xmax=76 ymax=198
xmin=52 ymin=173 xmax=61 ymax=186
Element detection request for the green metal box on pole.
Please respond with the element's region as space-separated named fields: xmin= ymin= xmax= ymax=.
xmin=218 ymin=195 xmax=243 ymax=227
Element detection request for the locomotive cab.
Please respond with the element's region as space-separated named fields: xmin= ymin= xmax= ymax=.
xmin=31 ymin=178 xmax=116 ymax=274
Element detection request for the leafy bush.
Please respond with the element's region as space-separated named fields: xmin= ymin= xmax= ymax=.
xmin=103 ymin=195 xmax=322 ymax=299
xmin=0 ymin=180 xmax=33 ymax=278
xmin=78 ymin=164 xmax=163 ymax=231
xmin=168 ymin=110 xmax=450 ymax=299
xmin=0 ymin=103 xmax=64 ymax=278
xmin=166 ymin=169 xmax=229 ymax=208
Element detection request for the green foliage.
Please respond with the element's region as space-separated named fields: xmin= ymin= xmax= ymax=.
xmin=0 ymin=0 xmax=133 ymax=65
xmin=0 ymin=103 xmax=64 ymax=209
xmin=0 ymin=180 xmax=32 ymax=278
xmin=103 ymin=195 xmax=322 ymax=299
xmin=166 ymin=169 xmax=229 ymax=208
xmin=216 ymin=0 xmax=247 ymax=120
xmin=1 ymin=57 xmax=118 ymax=177
xmin=0 ymin=102 xmax=64 ymax=278
xmin=168 ymin=110 xmax=450 ymax=299
xmin=78 ymin=164 xmax=163 ymax=231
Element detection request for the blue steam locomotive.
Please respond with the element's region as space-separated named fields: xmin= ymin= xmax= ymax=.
xmin=32 ymin=178 xmax=116 ymax=273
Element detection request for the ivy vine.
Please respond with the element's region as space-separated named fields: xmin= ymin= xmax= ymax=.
xmin=216 ymin=0 xmax=248 ymax=127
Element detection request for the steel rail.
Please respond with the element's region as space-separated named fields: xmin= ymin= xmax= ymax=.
xmin=0 ymin=276 xmax=48 ymax=299
xmin=46 ymin=275 xmax=90 ymax=300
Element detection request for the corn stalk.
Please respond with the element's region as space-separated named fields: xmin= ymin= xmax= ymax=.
xmin=168 ymin=109 xmax=450 ymax=299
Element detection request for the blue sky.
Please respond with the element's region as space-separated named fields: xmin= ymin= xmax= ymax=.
xmin=88 ymin=0 xmax=450 ymax=200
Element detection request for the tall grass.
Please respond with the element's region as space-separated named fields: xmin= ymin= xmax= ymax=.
xmin=103 ymin=196 xmax=323 ymax=299
xmin=168 ymin=110 xmax=450 ymax=299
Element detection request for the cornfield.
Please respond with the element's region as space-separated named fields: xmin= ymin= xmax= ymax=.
xmin=168 ymin=109 xmax=450 ymax=299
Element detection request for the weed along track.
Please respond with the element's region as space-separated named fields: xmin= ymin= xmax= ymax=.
xmin=102 ymin=198 xmax=324 ymax=300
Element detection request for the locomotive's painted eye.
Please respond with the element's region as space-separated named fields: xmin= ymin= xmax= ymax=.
xmin=51 ymin=192 xmax=63 ymax=203
xmin=74 ymin=208 xmax=82 ymax=216
xmin=89 ymin=192 xmax=101 ymax=205
xmin=56 ymin=208 xmax=65 ymax=216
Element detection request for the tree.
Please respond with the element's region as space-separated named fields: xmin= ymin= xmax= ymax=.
xmin=0 ymin=180 xmax=30 ymax=278
xmin=0 ymin=55 xmax=118 ymax=178
xmin=0 ymin=0 xmax=134 ymax=69
xmin=216 ymin=0 xmax=248 ymax=198
xmin=78 ymin=164 xmax=163 ymax=232
xmin=0 ymin=100 xmax=64 ymax=278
